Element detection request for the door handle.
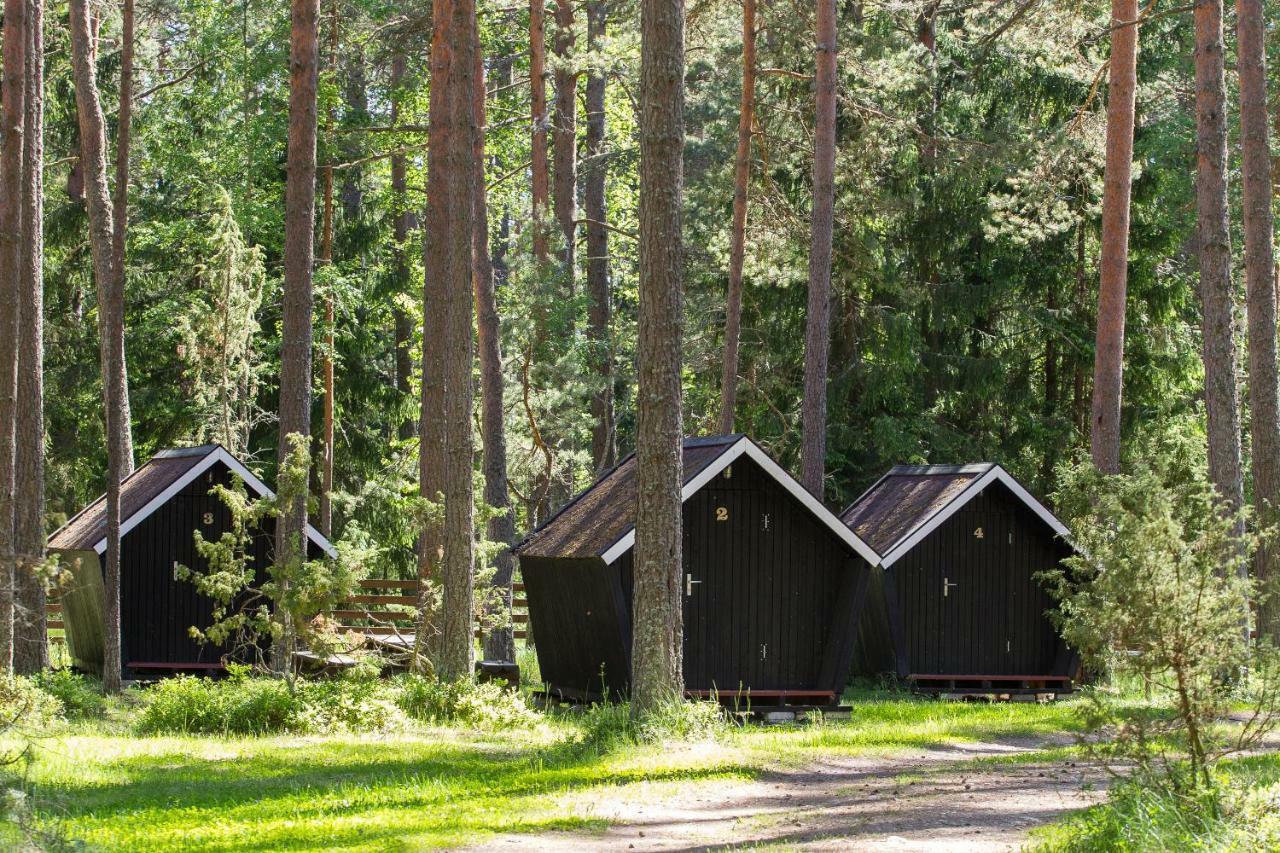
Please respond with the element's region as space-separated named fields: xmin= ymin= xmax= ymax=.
xmin=686 ymin=574 xmax=702 ymax=597
xmin=943 ymin=577 xmax=958 ymax=597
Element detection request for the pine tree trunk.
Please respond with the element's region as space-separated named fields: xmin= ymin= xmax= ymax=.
xmin=1194 ymin=0 xmax=1246 ymax=546
xmin=426 ymin=0 xmax=479 ymax=682
xmin=1236 ymin=0 xmax=1279 ymax=637
xmin=390 ymin=55 xmax=417 ymax=441
xmin=0 ymin=0 xmax=26 ymax=673
xmin=274 ymin=0 xmax=320 ymax=674
xmin=474 ymin=56 xmax=517 ymax=664
xmin=14 ymin=0 xmax=46 ymax=675
xmin=69 ymin=0 xmax=126 ymax=691
xmin=111 ymin=0 xmax=136 ymax=475
xmin=800 ymin=0 xmax=836 ymax=497
xmin=632 ymin=0 xmax=685 ymax=717
xmin=585 ymin=0 xmax=615 ymax=473
xmin=318 ymin=2 xmax=338 ymax=539
xmin=718 ymin=0 xmax=755 ymax=437
xmin=552 ymin=0 xmax=576 ymax=275
xmin=1089 ymin=0 xmax=1139 ymax=475
xmin=530 ymin=0 xmax=550 ymax=263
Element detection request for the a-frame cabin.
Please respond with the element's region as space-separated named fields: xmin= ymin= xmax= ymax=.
xmin=48 ymin=445 xmax=336 ymax=680
xmin=841 ymin=464 xmax=1078 ymax=694
xmin=514 ymin=435 xmax=880 ymax=709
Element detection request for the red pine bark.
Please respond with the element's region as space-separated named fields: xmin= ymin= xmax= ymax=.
xmin=800 ymin=0 xmax=836 ymax=496
xmin=552 ymin=0 xmax=576 ymax=274
xmin=632 ymin=0 xmax=685 ymax=717
xmin=530 ymin=0 xmax=551 ymax=262
xmin=585 ymin=0 xmax=615 ymax=472
xmin=111 ymin=0 xmax=136 ymax=474
xmin=1089 ymin=0 xmax=1139 ymax=475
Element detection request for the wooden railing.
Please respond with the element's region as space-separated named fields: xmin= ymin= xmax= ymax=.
xmin=326 ymin=578 xmax=528 ymax=640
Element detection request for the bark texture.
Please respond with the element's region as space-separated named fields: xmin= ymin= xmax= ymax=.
xmin=552 ymin=0 xmax=576 ymax=274
xmin=425 ymin=0 xmax=479 ymax=681
xmin=474 ymin=57 xmax=517 ymax=663
xmin=632 ymin=0 xmax=685 ymax=716
xmin=800 ymin=0 xmax=837 ymax=496
xmin=530 ymin=0 xmax=550 ymax=262
xmin=14 ymin=0 xmax=46 ymax=674
xmin=69 ymin=0 xmax=127 ymax=691
xmin=1193 ymin=0 xmax=1246 ymax=544
xmin=111 ymin=0 xmax=135 ymax=475
xmin=718 ymin=0 xmax=755 ymax=437
xmin=585 ymin=0 xmax=614 ymax=473
xmin=274 ymin=0 xmax=320 ymax=672
xmin=318 ymin=1 xmax=338 ymax=539
xmin=1237 ymin=0 xmax=1280 ymax=637
xmin=1089 ymin=0 xmax=1138 ymax=475
xmin=0 ymin=0 xmax=26 ymax=671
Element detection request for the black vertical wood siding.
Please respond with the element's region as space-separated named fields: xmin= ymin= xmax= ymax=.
xmin=522 ymin=455 xmax=872 ymax=698
xmin=878 ymin=482 xmax=1070 ymax=677
xmin=116 ymin=461 xmax=322 ymax=678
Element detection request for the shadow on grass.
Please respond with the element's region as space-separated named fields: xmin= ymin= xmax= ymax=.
xmin=31 ymin=731 xmax=749 ymax=851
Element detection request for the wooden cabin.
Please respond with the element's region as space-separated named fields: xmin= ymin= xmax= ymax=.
xmin=841 ymin=464 xmax=1078 ymax=694
xmin=48 ymin=445 xmax=336 ymax=680
xmin=514 ymin=435 xmax=880 ymax=709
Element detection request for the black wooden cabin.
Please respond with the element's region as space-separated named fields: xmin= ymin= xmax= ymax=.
xmin=514 ymin=435 xmax=880 ymax=707
xmin=48 ymin=445 xmax=335 ymax=680
xmin=841 ymin=464 xmax=1077 ymax=694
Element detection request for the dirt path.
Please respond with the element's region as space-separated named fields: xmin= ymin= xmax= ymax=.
xmin=471 ymin=738 xmax=1107 ymax=852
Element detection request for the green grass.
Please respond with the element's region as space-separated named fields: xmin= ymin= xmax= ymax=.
xmin=3 ymin=689 xmax=1093 ymax=851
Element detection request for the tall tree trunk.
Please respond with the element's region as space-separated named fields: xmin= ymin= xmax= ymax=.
xmin=69 ymin=0 xmax=126 ymax=691
xmin=391 ymin=55 xmax=417 ymax=441
xmin=552 ymin=0 xmax=576 ymax=275
xmin=1089 ymin=0 xmax=1139 ymax=475
xmin=1194 ymin=0 xmax=1246 ymax=547
xmin=632 ymin=0 xmax=685 ymax=717
xmin=14 ymin=0 xmax=46 ymax=675
xmin=274 ymin=0 xmax=320 ymax=674
xmin=425 ymin=0 xmax=478 ymax=682
xmin=0 ymin=0 xmax=26 ymax=673
xmin=318 ymin=1 xmax=338 ymax=539
xmin=110 ymin=0 xmax=136 ymax=474
xmin=1237 ymin=0 xmax=1280 ymax=637
xmin=474 ymin=55 xmax=517 ymax=663
xmin=530 ymin=0 xmax=550 ymax=263
xmin=718 ymin=0 xmax=755 ymax=436
xmin=800 ymin=0 xmax=836 ymax=496
xmin=584 ymin=0 xmax=615 ymax=472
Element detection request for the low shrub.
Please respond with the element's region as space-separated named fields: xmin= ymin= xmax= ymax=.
xmin=296 ymin=676 xmax=399 ymax=733
xmin=33 ymin=670 xmax=106 ymax=719
xmin=0 ymin=675 xmax=63 ymax=729
xmin=136 ymin=674 xmax=296 ymax=736
xmin=575 ymin=699 xmax=726 ymax=753
xmin=395 ymin=674 xmax=539 ymax=729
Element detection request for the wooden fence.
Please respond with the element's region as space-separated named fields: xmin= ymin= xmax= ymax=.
xmin=326 ymin=578 xmax=529 ymax=640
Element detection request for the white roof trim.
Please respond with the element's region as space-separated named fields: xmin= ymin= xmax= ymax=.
xmin=599 ymin=437 xmax=880 ymax=566
xmin=878 ymin=465 xmax=1071 ymax=569
xmin=88 ymin=446 xmax=338 ymax=559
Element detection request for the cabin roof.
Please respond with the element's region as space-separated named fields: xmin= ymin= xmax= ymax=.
xmin=48 ymin=444 xmax=337 ymax=558
xmin=515 ymin=435 xmax=879 ymax=565
xmin=840 ymin=463 xmax=1070 ymax=568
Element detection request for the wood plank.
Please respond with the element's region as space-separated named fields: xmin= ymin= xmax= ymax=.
xmin=349 ymin=594 xmax=417 ymax=606
xmin=47 ymin=620 xmax=65 ymax=630
xmin=354 ymin=578 xmax=525 ymax=593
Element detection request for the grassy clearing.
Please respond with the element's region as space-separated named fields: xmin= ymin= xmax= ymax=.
xmin=1032 ymin=752 xmax=1280 ymax=851
xmin=0 ymin=687 xmax=1094 ymax=851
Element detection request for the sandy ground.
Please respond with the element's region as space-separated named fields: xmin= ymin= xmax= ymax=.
xmin=469 ymin=737 xmax=1109 ymax=852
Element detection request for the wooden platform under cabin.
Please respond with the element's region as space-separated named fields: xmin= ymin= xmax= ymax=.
xmin=907 ymin=673 xmax=1074 ymax=696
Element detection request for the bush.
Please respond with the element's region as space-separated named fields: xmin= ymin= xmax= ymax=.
xmin=395 ymin=675 xmax=539 ymax=729
xmin=574 ymin=699 xmax=726 ymax=753
xmin=296 ymin=676 xmax=399 ymax=733
xmin=0 ymin=675 xmax=63 ymax=729
xmin=33 ymin=670 xmax=106 ymax=719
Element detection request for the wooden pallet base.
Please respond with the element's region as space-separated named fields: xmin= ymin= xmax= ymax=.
xmin=908 ymin=674 xmax=1073 ymax=695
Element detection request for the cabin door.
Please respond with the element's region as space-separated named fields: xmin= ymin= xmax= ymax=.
xmin=922 ymin=507 xmax=1008 ymax=675
xmin=682 ymin=481 xmax=774 ymax=694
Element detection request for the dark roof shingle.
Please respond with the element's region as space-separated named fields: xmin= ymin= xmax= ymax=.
xmin=515 ymin=435 xmax=743 ymax=559
xmin=48 ymin=446 xmax=218 ymax=551
xmin=840 ymin=464 xmax=993 ymax=556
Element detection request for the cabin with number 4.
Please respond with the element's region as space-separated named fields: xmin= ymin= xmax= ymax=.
xmin=841 ymin=463 xmax=1078 ymax=695
xmin=514 ymin=435 xmax=880 ymax=710
xmin=48 ymin=445 xmax=336 ymax=680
